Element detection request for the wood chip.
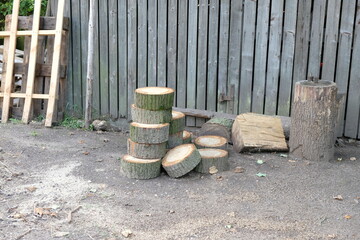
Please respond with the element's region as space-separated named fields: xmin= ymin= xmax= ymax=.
xmin=333 ymin=195 xmax=343 ymax=201
xmin=25 ymin=186 xmax=37 ymax=192
xmin=234 ymin=167 xmax=245 ymax=173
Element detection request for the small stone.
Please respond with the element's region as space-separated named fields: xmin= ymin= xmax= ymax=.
xmin=0 ymin=147 xmax=3 ymax=152
xmin=92 ymin=120 xmax=109 ymax=131
xmin=350 ymin=157 xmax=356 ymax=161
xmin=169 ymin=210 xmax=175 ymax=214
xmin=121 ymin=229 xmax=133 ymax=238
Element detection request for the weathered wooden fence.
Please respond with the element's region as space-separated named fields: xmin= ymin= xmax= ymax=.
xmin=50 ymin=0 xmax=360 ymax=139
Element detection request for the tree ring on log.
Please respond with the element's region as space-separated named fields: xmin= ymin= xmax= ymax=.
xmin=162 ymin=144 xmax=201 ymax=178
xmin=135 ymin=87 xmax=174 ymax=110
xmin=194 ymin=135 xmax=228 ymax=150
xmin=169 ymin=111 xmax=186 ymax=134
xmin=183 ymin=130 xmax=192 ymax=143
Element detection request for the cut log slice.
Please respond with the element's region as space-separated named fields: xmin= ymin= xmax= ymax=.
xmin=162 ymin=144 xmax=201 ymax=178
xmin=168 ymin=131 xmax=183 ymax=149
xmin=121 ymin=155 xmax=161 ymax=179
xmin=232 ymin=113 xmax=288 ymax=152
xmin=127 ymin=139 xmax=167 ymax=159
xmin=169 ymin=111 xmax=185 ymax=134
xmin=199 ymin=118 xmax=234 ymax=142
xmin=135 ymin=87 xmax=174 ymax=110
xmin=183 ymin=130 xmax=192 ymax=144
xmin=194 ymin=135 xmax=228 ymax=150
xmin=195 ymin=148 xmax=230 ymax=173
xmin=131 ymin=104 xmax=172 ymax=124
xmin=130 ymin=122 xmax=169 ymax=144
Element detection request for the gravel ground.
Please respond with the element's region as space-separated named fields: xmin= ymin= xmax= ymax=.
xmin=0 ymin=123 xmax=359 ymax=240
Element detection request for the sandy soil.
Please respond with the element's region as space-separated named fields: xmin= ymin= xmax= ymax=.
xmin=0 ymin=123 xmax=359 ymax=240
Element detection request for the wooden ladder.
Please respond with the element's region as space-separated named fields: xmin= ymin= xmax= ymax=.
xmin=0 ymin=0 xmax=65 ymax=127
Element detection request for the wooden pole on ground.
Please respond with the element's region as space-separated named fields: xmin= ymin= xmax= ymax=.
xmin=289 ymin=80 xmax=338 ymax=161
xmin=85 ymin=0 xmax=95 ymax=129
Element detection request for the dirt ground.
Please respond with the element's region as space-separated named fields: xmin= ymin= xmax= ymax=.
xmin=0 ymin=123 xmax=359 ymax=240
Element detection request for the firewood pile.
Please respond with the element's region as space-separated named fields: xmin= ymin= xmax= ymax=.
xmin=120 ymin=87 xmax=230 ymax=179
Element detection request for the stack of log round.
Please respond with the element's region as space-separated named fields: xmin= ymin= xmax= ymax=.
xmin=194 ymin=135 xmax=230 ymax=174
xmin=168 ymin=111 xmax=186 ymax=148
xmin=121 ymin=87 xmax=174 ymax=180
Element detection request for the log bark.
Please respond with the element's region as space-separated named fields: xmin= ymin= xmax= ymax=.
xmin=194 ymin=136 xmax=228 ymax=150
xmin=135 ymin=87 xmax=174 ymax=110
xmin=199 ymin=118 xmax=234 ymax=142
xmin=169 ymin=111 xmax=185 ymax=134
xmin=121 ymin=155 xmax=161 ymax=179
xmin=127 ymin=139 xmax=167 ymax=159
xmin=183 ymin=130 xmax=192 ymax=144
xmin=232 ymin=113 xmax=288 ymax=152
xmin=131 ymin=104 xmax=172 ymax=124
xmin=162 ymin=144 xmax=201 ymax=178
xmin=289 ymin=80 xmax=338 ymax=161
xmin=167 ymin=131 xmax=183 ymax=149
xmin=130 ymin=122 xmax=169 ymax=144
xmin=195 ymin=148 xmax=229 ymax=173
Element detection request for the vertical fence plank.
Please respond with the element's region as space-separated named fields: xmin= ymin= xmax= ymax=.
xmin=157 ymin=0 xmax=167 ymax=87
xmin=293 ymin=0 xmax=312 ymax=84
xmin=186 ymin=0 xmax=198 ymax=126
xmin=177 ymin=0 xmax=188 ymax=108
xmin=227 ymin=0 xmax=242 ymax=114
xmin=127 ymin=0 xmax=137 ymax=118
xmin=336 ymin=0 xmax=356 ymax=93
xmin=148 ymin=0 xmax=157 ymax=86
xmin=264 ymin=0 xmax=284 ymax=115
xmin=278 ymin=0 xmax=297 ymax=116
xmin=217 ymin=0 xmax=230 ymax=113
xmin=322 ymin=0 xmax=341 ymax=82
xmin=118 ymin=0 xmax=128 ymax=118
xmin=252 ymin=0 xmax=269 ymax=114
xmin=307 ymin=0 xmax=326 ymax=79
xmin=92 ymin=0 xmax=100 ymax=117
xmin=109 ymin=0 xmax=118 ymax=118
xmin=80 ymin=0 xmax=89 ymax=111
xmin=239 ymin=0 xmax=256 ymax=113
xmin=167 ymin=0 xmax=177 ymax=98
xmin=138 ymin=0 xmax=147 ymax=88
xmin=99 ymin=0 xmax=109 ymax=115
xmin=64 ymin=0 xmax=73 ymax=111
xmin=336 ymin=0 xmax=356 ymax=135
xmin=345 ymin=0 xmax=360 ymax=138
xmin=196 ymin=0 xmax=209 ymax=126
xmin=207 ymin=0 xmax=219 ymax=112
xmin=71 ymin=0 xmax=82 ymax=114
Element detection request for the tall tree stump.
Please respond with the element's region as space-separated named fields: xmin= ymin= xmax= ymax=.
xmin=290 ymin=80 xmax=338 ymax=161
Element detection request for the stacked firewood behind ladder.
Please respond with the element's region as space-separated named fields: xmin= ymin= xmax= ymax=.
xmin=0 ymin=0 xmax=68 ymax=127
